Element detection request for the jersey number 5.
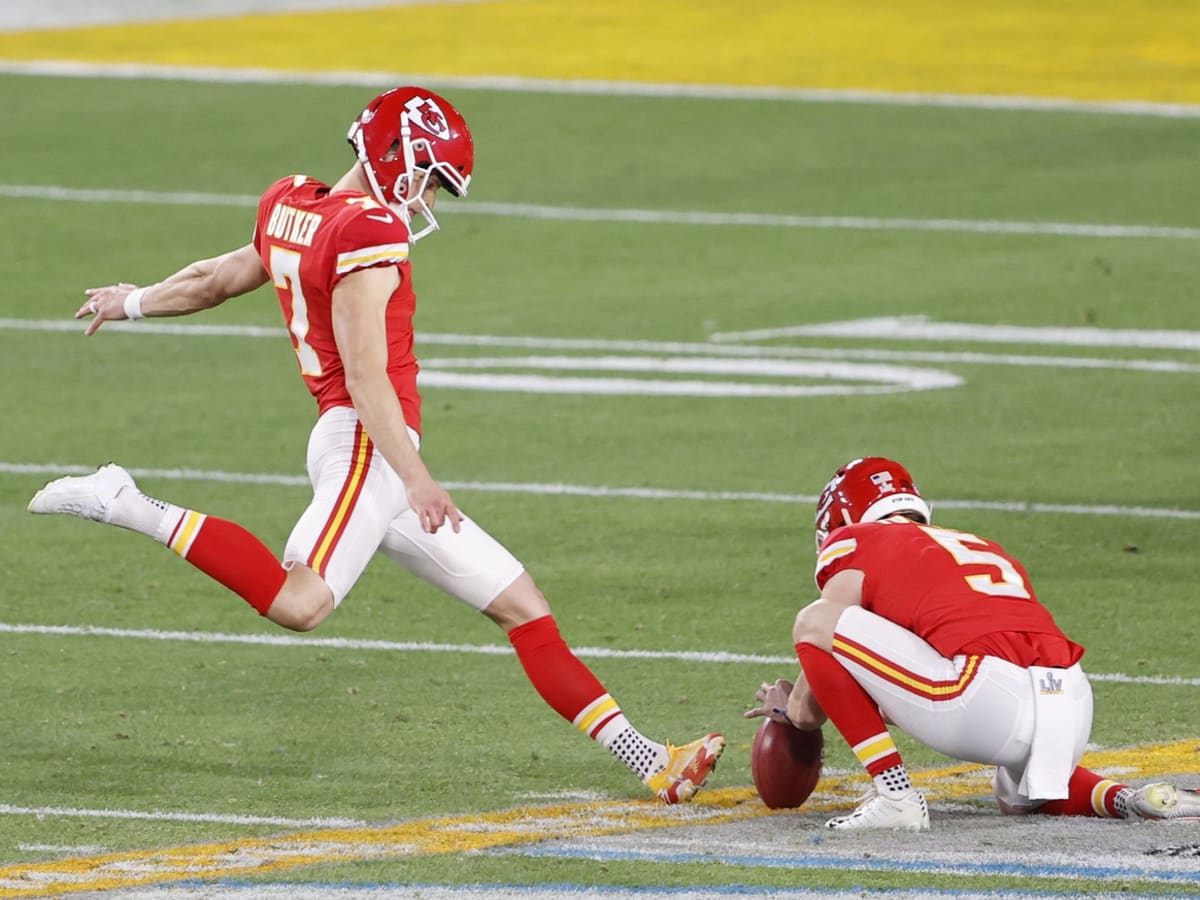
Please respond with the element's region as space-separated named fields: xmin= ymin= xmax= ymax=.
xmin=919 ymin=525 xmax=1032 ymax=599
xmin=269 ymin=245 xmax=322 ymax=376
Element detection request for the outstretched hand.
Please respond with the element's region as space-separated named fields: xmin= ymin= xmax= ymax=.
xmin=744 ymin=678 xmax=796 ymax=725
xmin=405 ymin=473 xmax=463 ymax=535
xmin=78 ymin=283 xmax=137 ymax=336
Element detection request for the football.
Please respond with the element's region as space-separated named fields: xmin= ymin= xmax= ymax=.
xmin=750 ymin=719 xmax=824 ymax=809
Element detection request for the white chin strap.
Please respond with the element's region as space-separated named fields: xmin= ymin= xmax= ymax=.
xmin=352 ymin=116 xmax=469 ymax=244
xmin=352 ymin=118 xmax=440 ymax=242
xmin=404 ymin=167 xmax=441 ymax=242
xmin=352 ymin=128 xmax=397 ymax=211
xmin=398 ymin=121 xmax=439 ymax=242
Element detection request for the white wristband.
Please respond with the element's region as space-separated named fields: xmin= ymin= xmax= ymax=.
xmin=124 ymin=286 xmax=148 ymax=320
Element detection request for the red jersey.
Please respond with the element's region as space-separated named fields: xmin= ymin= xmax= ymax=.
xmin=252 ymin=175 xmax=423 ymax=434
xmin=815 ymin=519 xmax=1083 ymax=668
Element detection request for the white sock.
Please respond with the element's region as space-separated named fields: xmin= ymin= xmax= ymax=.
xmin=874 ymin=764 xmax=915 ymax=798
xmin=599 ymin=719 xmax=668 ymax=781
xmin=1114 ymin=786 xmax=1134 ymax=819
xmin=109 ymin=487 xmax=186 ymax=544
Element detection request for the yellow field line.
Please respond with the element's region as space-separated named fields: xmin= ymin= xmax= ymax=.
xmin=0 ymin=0 xmax=1197 ymax=102
xmin=1 ymin=739 xmax=1195 ymax=898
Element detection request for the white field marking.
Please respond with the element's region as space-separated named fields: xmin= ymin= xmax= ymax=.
xmin=1 ymin=316 xmax=961 ymax=397
xmin=16 ymin=844 xmax=109 ymax=854
xmin=6 ymin=461 xmax=1200 ymax=520
xmin=419 ymin=355 xmax=962 ymax=396
xmin=2 ymin=59 xmax=1200 ymax=120
xmin=0 ymin=183 xmax=259 ymax=207
xmin=0 ymin=803 xmax=366 ymax=827
xmin=711 ymin=315 xmax=1200 ymax=350
xmin=3 ymin=183 xmax=1200 ymax=240
xmin=0 ymin=622 xmax=1197 ymax=687
xmin=4 ymin=318 xmax=1199 ymax=376
xmin=518 ymin=790 xmax=611 ymax=802
xmin=423 ymin=332 xmax=1200 ymax=374
xmin=0 ymin=0 xmax=482 ymax=32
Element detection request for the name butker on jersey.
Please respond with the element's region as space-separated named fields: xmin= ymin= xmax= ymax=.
xmin=253 ymin=175 xmax=424 ymax=435
xmin=815 ymin=520 xmax=1084 ymax=669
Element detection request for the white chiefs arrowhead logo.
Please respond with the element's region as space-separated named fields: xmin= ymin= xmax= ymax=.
xmin=404 ymin=96 xmax=451 ymax=140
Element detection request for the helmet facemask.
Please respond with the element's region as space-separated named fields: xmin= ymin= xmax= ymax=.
xmin=401 ymin=140 xmax=472 ymax=242
xmin=347 ymin=87 xmax=474 ymax=242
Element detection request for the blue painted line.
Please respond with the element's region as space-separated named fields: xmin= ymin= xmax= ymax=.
xmin=507 ymin=845 xmax=1200 ymax=885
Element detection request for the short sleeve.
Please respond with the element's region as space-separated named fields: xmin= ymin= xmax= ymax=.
xmin=332 ymin=210 xmax=412 ymax=280
xmin=813 ymin=530 xmax=860 ymax=589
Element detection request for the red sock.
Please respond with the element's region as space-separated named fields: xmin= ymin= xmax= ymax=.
xmin=1035 ymin=766 xmax=1127 ymax=818
xmin=167 ymin=512 xmax=286 ymax=615
xmin=797 ymin=641 xmax=902 ymax=775
xmin=508 ymin=615 xmax=608 ymax=722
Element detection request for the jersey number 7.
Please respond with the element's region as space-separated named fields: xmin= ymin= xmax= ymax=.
xmin=269 ymin=244 xmax=323 ymax=376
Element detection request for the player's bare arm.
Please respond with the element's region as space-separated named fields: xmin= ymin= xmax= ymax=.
xmin=785 ymin=670 xmax=828 ymax=730
xmin=331 ymin=265 xmax=463 ymax=535
xmin=79 ymin=244 xmax=269 ymax=336
xmin=793 ymin=569 xmax=865 ymax=652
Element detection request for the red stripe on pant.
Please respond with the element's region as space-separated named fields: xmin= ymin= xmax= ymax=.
xmin=832 ymin=634 xmax=981 ymax=701
xmin=308 ymin=423 xmax=373 ymax=578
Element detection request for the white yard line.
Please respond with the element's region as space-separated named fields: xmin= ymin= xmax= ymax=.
xmin=2 ymin=59 xmax=1200 ymax=120
xmin=2 ymin=182 xmax=1198 ymax=239
xmin=3 ymin=319 xmax=1200 ymax=378
xmin=711 ymin=316 xmax=1200 ymax=351
xmin=4 ymin=461 xmax=1200 ymax=520
xmin=0 ymin=622 xmax=1196 ymax=687
xmin=0 ymin=803 xmax=366 ymax=827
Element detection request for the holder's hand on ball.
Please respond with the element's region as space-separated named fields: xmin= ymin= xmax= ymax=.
xmin=745 ymin=678 xmax=796 ymax=725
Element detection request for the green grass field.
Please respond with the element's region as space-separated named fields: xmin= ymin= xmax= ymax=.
xmin=1 ymin=66 xmax=1198 ymax=898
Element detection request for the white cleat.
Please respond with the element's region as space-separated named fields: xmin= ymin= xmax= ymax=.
xmin=826 ymin=788 xmax=930 ymax=831
xmin=28 ymin=463 xmax=135 ymax=524
xmin=1129 ymin=783 xmax=1200 ymax=821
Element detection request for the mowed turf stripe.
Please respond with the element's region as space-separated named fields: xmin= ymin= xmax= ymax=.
xmin=1 ymin=743 xmax=1195 ymax=898
xmin=0 ymin=0 xmax=1196 ymax=104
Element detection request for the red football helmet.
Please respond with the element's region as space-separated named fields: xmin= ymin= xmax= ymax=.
xmin=814 ymin=457 xmax=931 ymax=550
xmin=346 ymin=86 xmax=475 ymax=240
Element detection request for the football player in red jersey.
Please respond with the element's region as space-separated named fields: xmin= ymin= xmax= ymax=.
xmin=746 ymin=457 xmax=1199 ymax=829
xmin=29 ymin=86 xmax=724 ymax=804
